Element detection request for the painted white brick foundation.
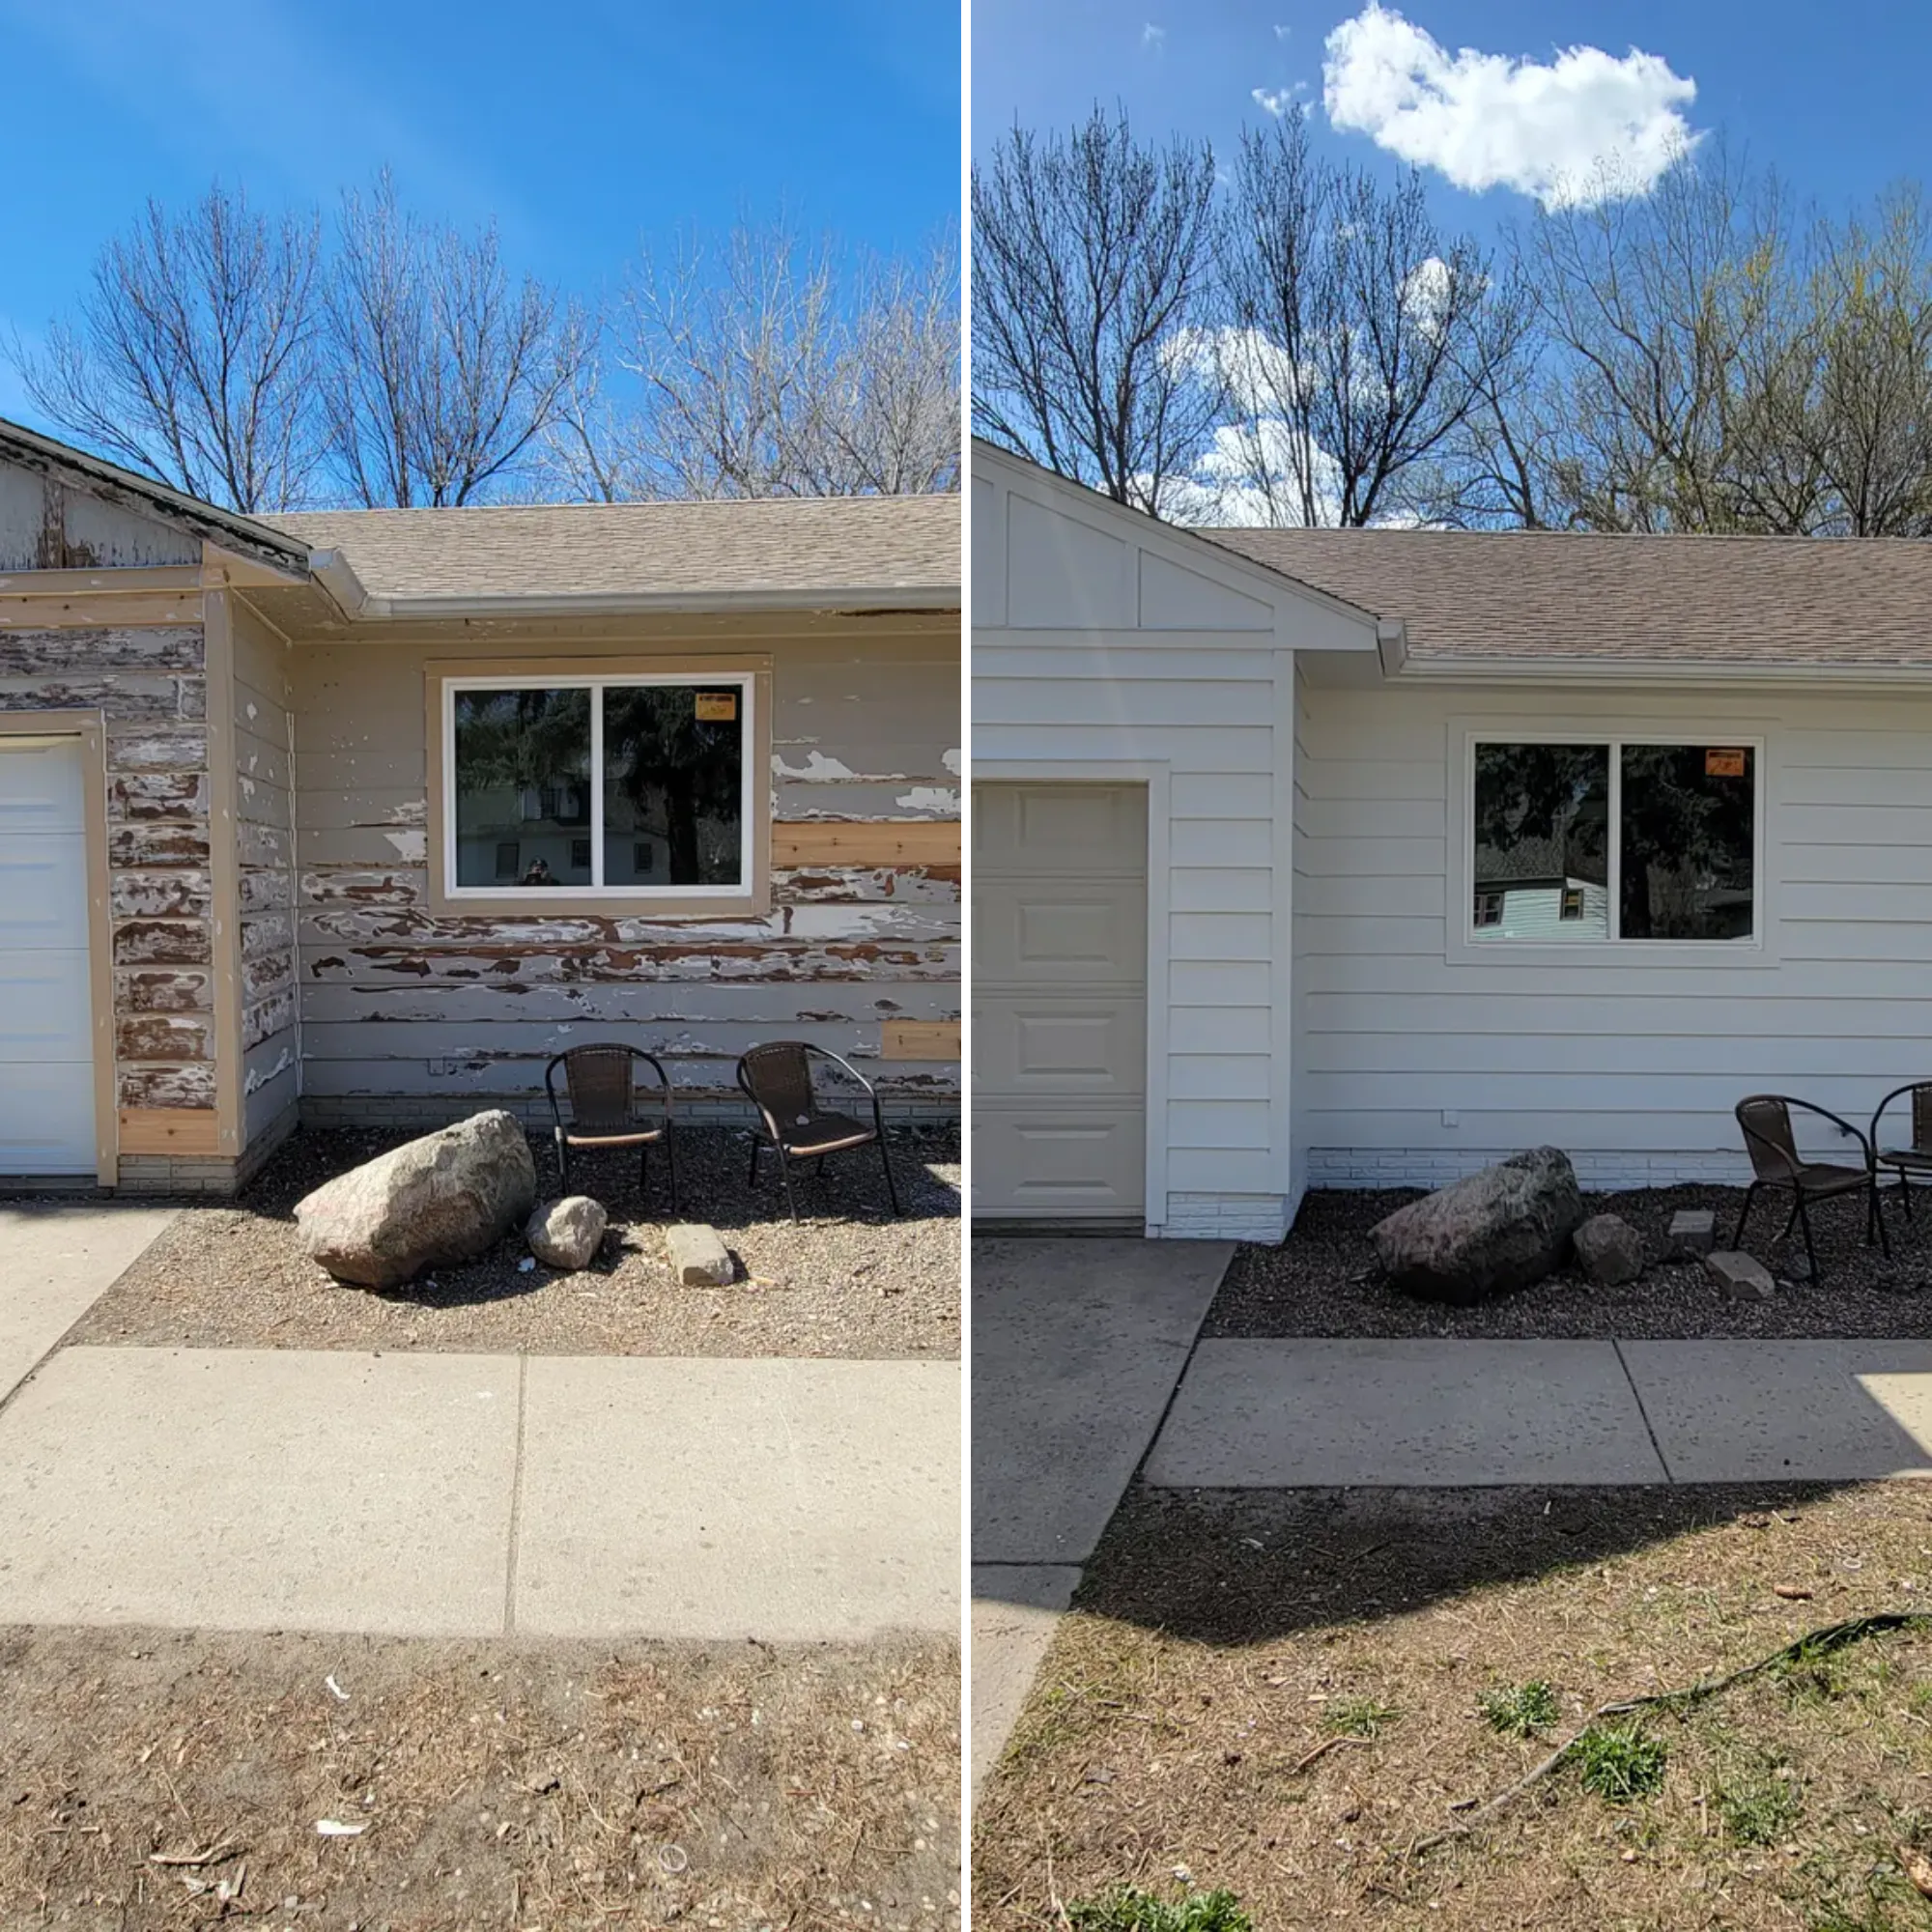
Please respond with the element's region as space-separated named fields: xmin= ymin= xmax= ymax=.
xmin=1157 ymin=1192 xmax=1293 ymax=1242
xmin=1306 ymin=1148 xmax=1755 ymax=1192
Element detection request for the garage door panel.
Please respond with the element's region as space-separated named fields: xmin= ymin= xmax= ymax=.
xmin=976 ymin=781 xmax=1148 ymax=873
xmin=977 ymin=887 xmax=1149 ymax=983
xmin=973 ymin=780 xmax=1149 ymax=1221
xmin=972 ymin=999 xmax=1146 ymax=1095
xmin=0 ymin=742 xmax=96 ymax=1175
xmin=971 ymin=1106 xmax=1145 ymax=1218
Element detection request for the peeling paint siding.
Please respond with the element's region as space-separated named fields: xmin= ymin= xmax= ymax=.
xmin=0 ymin=460 xmax=197 ymax=571
xmin=2 ymin=619 xmax=216 ymax=1116
xmin=289 ymin=620 xmax=960 ymax=1110
xmin=231 ymin=603 xmax=298 ymax=1148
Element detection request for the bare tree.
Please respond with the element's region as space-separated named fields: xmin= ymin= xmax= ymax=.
xmin=579 ymin=219 xmax=957 ymax=500
xmin=971 ymin=106 xmax=1221 ymax=510
xmin=11 ymin=184 xmax=322 ymax=512
xmin=1204 ymin=112 xmax=1533 ymax=526
xmin=321 ymin=175 xmax=593 ymax=507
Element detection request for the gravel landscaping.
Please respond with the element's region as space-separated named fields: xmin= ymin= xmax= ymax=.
xmin=1208 ymin=1181 xmax=1932 ymax=1339
xmin=70 ymin=1123 xmax=959 ymax=1360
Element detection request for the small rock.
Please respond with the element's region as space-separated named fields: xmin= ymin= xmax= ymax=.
xmin=526 ymin=1196 xmax=609 ymax=1270
xmin=1573 ymin=1213 xmax=1646 ymax=1286
xmin=1666 ymin=1208 xmax=1718 ymax=1258
xmin=666 ymin=1223 xmax=734 ymax=1287
xmin=1706 ymin=1249 xmax=1776 ymax=1300
xmin=1782 ymin=1251 xmax=1814 ymax=1283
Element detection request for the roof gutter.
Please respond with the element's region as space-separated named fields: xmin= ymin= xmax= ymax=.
xmin=1394 ymin=653 xmax=1932 ymax=687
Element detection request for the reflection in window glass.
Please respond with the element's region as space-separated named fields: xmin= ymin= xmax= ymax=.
xmin=1620 ymin=745 xmax=1755 ymax=940
xmin=1470 ymin=743 xmax=1610 ymax=942
xmin=452 ymin=688 xmax=591 ymax=888
xmin=601 ymin=686 xmax=744 ymax=887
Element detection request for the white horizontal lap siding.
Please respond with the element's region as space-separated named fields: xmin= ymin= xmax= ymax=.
xmin=1297 ymin=683 xmax=1932 ymax=1188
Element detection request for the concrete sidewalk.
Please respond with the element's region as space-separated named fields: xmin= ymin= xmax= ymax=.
xmin=1148 ymin=1338 xmax=1932 ymax=1487
xmin=0 ymin=1347 xmax=958 ymax=1641
xmin=0 ymin=1202 xmax=176 ymax=1403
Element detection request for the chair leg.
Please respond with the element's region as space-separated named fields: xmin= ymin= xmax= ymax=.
xmin=1872 ymin=1179 xmax=1892 ymax=1257
xmin=878 ymin=1134 xmax=900 ymax=1216
xmin=1732 ymin=1181 xmax=1759 ymax=1251
xmin=666 ymin=1128 xmax=680 ymax=1217
xmin=780 ymin=1158 xmax=800 ymax=1225
xmin=556 ymin=1133 xmax=572 ymax=1194
xmin=1901 ymin=1172 xmax=1914 ymax=1221
xmin=639 ymin=1141 xmax=649 ymax=1204
xmin=1796 ymin=1193 xmax=1821 ymax=1282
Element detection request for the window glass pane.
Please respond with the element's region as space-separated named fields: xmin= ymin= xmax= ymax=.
xmin=1471 ymin=743 xmax=1610 ymax=941
xmin=452 ymin=688 xmax=592 ymax=889
xmin=1620 ymin=745 xmax=1755 ymax=940
xmin=601 ymin=685 xmax=744 ymax=887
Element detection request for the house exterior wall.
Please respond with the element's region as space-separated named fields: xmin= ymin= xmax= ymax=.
xmin=972 ymin=446 xmax=1377 ymax=1238
xmin=1296 ymin=678 xmax=1932 ymax=1189
xmin=285 ymin=612 xmax=960 ymax=1127
xmin=231 ymin=599 xmax=299 ymax=1156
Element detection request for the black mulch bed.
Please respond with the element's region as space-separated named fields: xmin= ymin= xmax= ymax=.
xmin=1205 ymin=1182 xmax=1932 ymax=1340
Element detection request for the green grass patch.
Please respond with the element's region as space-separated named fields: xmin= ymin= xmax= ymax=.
xmin=1066 ymin=1885 xmax=1255 ymax=1932
xmin=1715 ymin=1768 xmax=1802 ymax=1846
xmin=1478 ymin=1680 xmax=1561 ymax=1738
xmin=1323 ymin=1696 xmax=1397 ymax=1740
xmin=1569 ymin=1720 xmax=1668 ymax=1804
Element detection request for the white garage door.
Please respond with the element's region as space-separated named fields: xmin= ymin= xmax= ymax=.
xmin=973 ymin=781 xmax=1148 ymax=1222
xmin=0 ymin=739 xmax=97 ymax=1174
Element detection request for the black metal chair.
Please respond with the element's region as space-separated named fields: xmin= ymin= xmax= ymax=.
xmin=1733 ymin=1093 xmax=1887 ymax=1280
xmin=736 ymin=1041 xmax=900 ymax=1223
xmin=1872 ymin=1082 xmax=1932 ymax=1223
xmin=544 ymin=1044 xmax=677 ymax=1210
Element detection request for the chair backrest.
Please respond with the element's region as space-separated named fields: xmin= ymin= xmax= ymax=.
xmin=1913 ymin=1085 xmax=1932 ymax=1154
xmin=1736 ymin=1094 xmax=1803 ymax=1182
xmin=551 ymin=1045 xmax=648 ymax=1132
xmin=738 ymin=1040 xmax=817 ymax=1131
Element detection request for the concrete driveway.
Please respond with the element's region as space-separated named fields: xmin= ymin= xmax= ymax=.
xmin=0 ymin=1200 xmax=176 ymax=1403
xmin=970 ymin=1236 xmax=1232 ymax=1794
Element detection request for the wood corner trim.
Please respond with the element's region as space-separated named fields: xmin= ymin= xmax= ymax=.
xmin=117 ymin=1107 xmax=222 ymax=1156
xmin=881 ymin=1019 xmax=960 ymax=1062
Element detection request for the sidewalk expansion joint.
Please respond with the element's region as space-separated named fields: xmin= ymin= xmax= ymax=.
xmin=1611 ymin=1336 xmax=1675 ymax=1484
xmin=502 ymin=1350 xmax=529 ymax=1635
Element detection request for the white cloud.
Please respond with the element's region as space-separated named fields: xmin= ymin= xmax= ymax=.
xmin=1321 ymin=2 xmax=1699 ymax=209
xmin=1273 ymin=22 xmax=1293 ymax=39
xmin=1251 ymin=86 xmax=1302 ymax=117
xmin=1143 ymin=22 xmax=1166 ymax=50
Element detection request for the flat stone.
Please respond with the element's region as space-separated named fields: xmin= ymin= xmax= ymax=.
xmin=526 ymin=1196 xmax=607 ymax=1270
xmin=1574 ymin=1212 xmax=1646 ymax=1286
xmin=1706 ymin=1249 xmax=1776 ymax=1300
xmin=666 ymin=1222 xmax=733 ymax=1286
xmin=1667 ymin=1208 xmax=1718 ymax=1258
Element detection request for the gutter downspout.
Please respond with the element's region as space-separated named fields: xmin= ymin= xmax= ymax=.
xmin=308 ymin=549 xmax=381 ymax=620
xmin=1376 ymin=618 xmax=1408 ymax=678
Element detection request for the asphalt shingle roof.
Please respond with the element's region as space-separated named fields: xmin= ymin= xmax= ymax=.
xmin=266 ymin=495 xmax=959 ymax=606
xmin=1207 ymin=526 xmax=1932 ymax=667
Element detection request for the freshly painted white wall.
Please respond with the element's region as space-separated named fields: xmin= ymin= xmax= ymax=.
xmin=1297 ymin=678 xmax=1932 ymax=1188
xmin=972 ymin=445 xmax=1376 ymax=1238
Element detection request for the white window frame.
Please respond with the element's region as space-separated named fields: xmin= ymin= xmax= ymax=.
xmin=440 ymin=670 xmax=757 ymax=904
xmin=1448 ymin=722 xmax=1776 ymax=968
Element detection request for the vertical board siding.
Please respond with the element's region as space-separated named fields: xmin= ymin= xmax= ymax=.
xmin=289 ymin=623 xmax=960 ymax=1120
xmin=1297 ymin=682 xmax=1932 ymax=1186
xmin=3 ymin=624 xmax=214 ymax=1115
xmin=231 ymin=603 xmax=298 ymax=1146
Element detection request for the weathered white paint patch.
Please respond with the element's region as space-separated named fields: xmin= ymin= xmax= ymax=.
xmin=384 ymin=829 xmax=428 ymax=862
xmin=895 ymin=786 xmax=959 ymax=813
xmin=244 ymin=1046 xmax=294 ymax=1094
xmin=942 ymin=749 xmax=961 ymax=775
xmin=245 ymin=701 xmax=259 ymax=721
xmin=772 ymin=750 xmax=867 ymax=782
xmin=239 ymin=776 xmax=256 ymax=798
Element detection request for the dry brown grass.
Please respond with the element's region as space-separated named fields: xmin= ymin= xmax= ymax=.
xmin=0 ymin=1626 xmax=959 ymax=1930
xmin=973 ymin=1484 xmax=1932 ymax=1931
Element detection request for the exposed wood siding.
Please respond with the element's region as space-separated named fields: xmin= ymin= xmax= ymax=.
xmin=0 ymin=458 xmax=198 ymax=571
xmin=288 ymin=617 xmax=959 ymax=1115
xmin=231 ymin=600 xmax=298 ymax=1145
xmin=0 ymin=621 xmax=213 ymax=1121
xmin=1295 ymin=682 xmax=1932 ymax=1186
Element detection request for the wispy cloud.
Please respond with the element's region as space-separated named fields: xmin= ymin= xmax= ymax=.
xmin=1251 ymin=84 xmax=1308 ymax=117
xmin=1321 ymin=2 xmax=1699 ymax=209
xmin=1143 ymin=22 xmax=1167 ymax=51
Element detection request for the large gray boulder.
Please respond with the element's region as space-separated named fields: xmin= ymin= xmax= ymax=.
xmin=1370 ymin=1148 xmax=1584 ymax=1305
xmin=296 ymin=1111 xmax=538 ymax=1289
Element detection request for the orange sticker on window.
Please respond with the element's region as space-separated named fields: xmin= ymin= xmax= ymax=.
xmin=1705 ymin=748 xmax=1747 ymax=778
xmin=695 ymin=692 xmax=737 ymax=722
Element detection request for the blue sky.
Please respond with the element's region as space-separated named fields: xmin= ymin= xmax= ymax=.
xmin=972 ymin=0 xmax=1932 ymax=240
xmin=0 ymin=0 xmax=960 ymax=429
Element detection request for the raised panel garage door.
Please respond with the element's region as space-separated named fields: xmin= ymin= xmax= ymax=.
xmin=0 ymin=739 xmax=96 ymax=1175
xmin=973 ymin=781 xmax=1147 ymax=1222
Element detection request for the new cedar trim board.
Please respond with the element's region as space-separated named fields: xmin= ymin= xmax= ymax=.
xmin=0 ymin=423 xmax=959 ymax=1192
xmin=971 ymin=437 xmax=1932 ymax=1240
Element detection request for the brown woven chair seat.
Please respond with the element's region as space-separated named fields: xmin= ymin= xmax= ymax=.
xmin=736 ymin=1042 xmax=901 ymax=1222
xmin=544 ymin=1045 xmax=678 ymax=1210
xmin=563 ymin=1124 xmax=668 ymax=1149
xmin=1733 ymin=1093 xmax=1886 ymax=1279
